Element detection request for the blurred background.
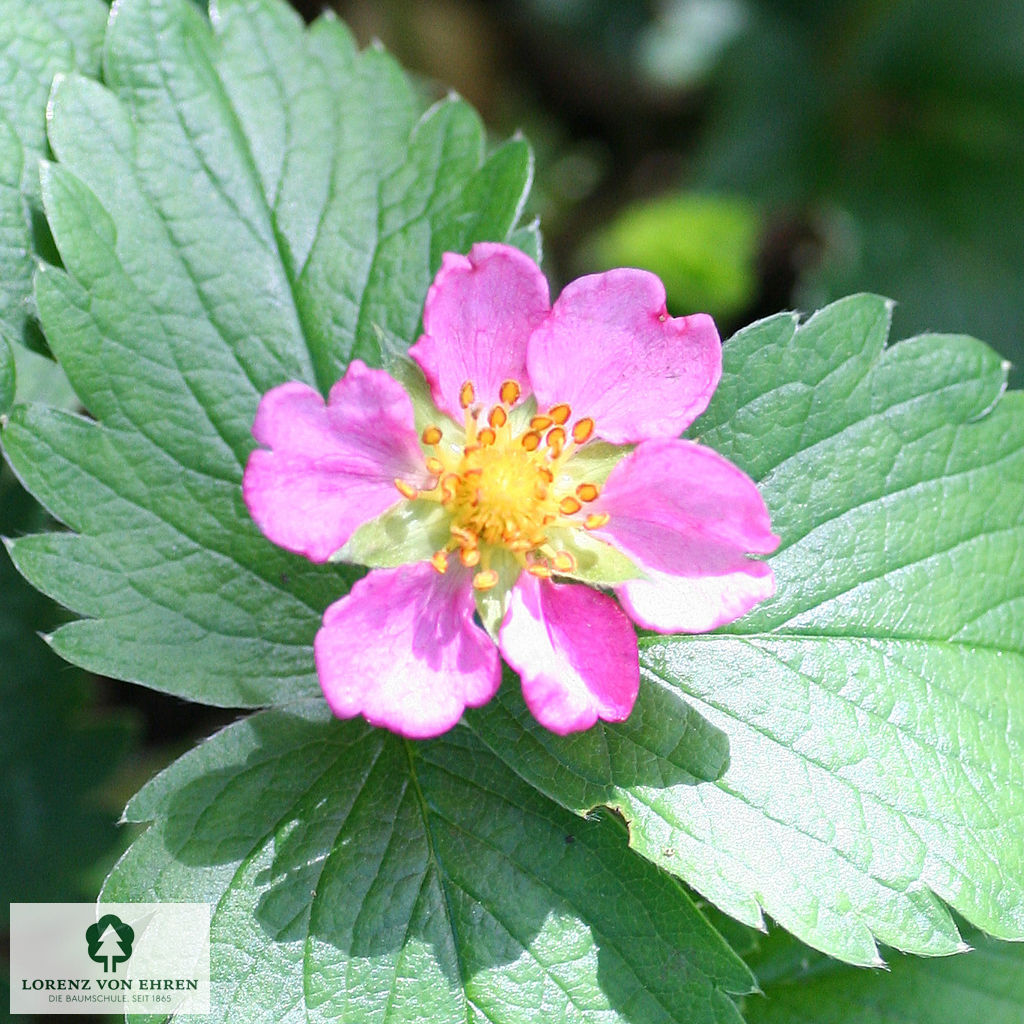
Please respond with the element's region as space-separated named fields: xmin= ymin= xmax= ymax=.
xmin=4 ymin=0 xmax=1023 ymax=1017
xmin=326 ymin=0 xmax=1024 ymax=375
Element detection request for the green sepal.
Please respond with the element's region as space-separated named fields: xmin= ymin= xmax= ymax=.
xmin=563 ymin=440 xmax=633 ymax=486
xmin=473 ymin=547 xmax=521 ymax=639
xmin=550 ymin=526 xmax=641 ymax=585
xmin=385 ymin=354 xmax=463 ymax=439
xmin=334 ymin=498 xmax=450 ymax=568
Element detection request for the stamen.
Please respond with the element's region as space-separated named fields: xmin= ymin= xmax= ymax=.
xmin=559 ymin=496 xmax=582 ymax=515
xmin=478 ymin=427 xmax=497 ymax=446
xmin=571 ymin=418 xmax=595 ymax=444
xmin=472 ymin=569 xmax=500 ymax=591
xmin=576 ymin=483 xmax=600 ymax=502
xmin=459 ymin=380 xmax=476 ymax=409
xmin=546 ymin=426 xmax=567 ymax=450
xmin=527 ymin=564 xmax=553 ymax=579
xmin=430 ymin=551 xmax=449 ymax=574
xmin=450 ymin=525 xmax=477 ymax=547
xmin=422 ymin=425 xmax=443 ymax=446
xmin=521 ymin=431 xmax=542 ymax=451
xmin=552 ymin=551 xmax=577 ymax=574
xmin=440 ymin=474 xmax=459 ymax=502
xmin=548 ymin=403 xmax=571 ymax=425
xmin=425 ymin=456 xmax=444 ymax=476
xmin=500 ymin=379 xmax=521 ymax=405
xmin=488 ymin=406 xmax=507 ymax=429
xmin=459 ymin=547 xmax=481 ymax=568
xmin=530 ymin=415 xmax=553 ymax=430
xmin=395 ymin=478 xmax=419 ymax=500
xmin=584 ymin=512 xmax=610 ymax=530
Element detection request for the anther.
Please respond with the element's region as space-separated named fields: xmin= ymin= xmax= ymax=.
xmin=527 ymin=564 xmax=553 ymax=579
xmin=422 ymin=425 xmax=443 ymax=446
xmin=472 ymin=569 xmax=500 ymax=591
xmin=571 ymin=418 xmax=595 ymax=444
xmin=459 ymin=380 xmax=476 ymax=409
xmin=430 ymin=551 xmax=449 ymax=574
xmin=546 ymin=426 xmax=566 ymax=450
xmin=508 ymin=538 xmax=534 ymax=552
xmin=530 ymin=415 xmax=553 ymax=430
xmin=395 ymin=478 xmax=419 ymax=500
xmin=521 ymin=431 xmax=541 ymax=452
xmin=488 ymin=406 xmax=507 ymax=429
xmin=548 ymin=403 xmax=571 ymax=425
xmin=425 ymin=457 xmax=444 ymax=476
xmin=559 ymin=496 xmax=582 ymax=515
xmin=584 ymin=512 xmax=610 ymax=530
xmin=478 ymin=427 xmax=497 ymax=446
xmin=500 ymin=379 xmax=521 ymax=406
xmin=552 ymin=551 xmax=577 ymax=574
xmin=459 ymin=547 xmax=481 ymax=568
xmin=576 ymin=483 xmax=600 ymax=502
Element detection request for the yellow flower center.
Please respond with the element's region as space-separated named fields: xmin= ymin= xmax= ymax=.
xmin=394 ymin=378 xmax=609 ymax=589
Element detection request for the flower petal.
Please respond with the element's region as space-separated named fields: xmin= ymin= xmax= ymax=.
xmin=499 ymin=574 xmax=639 ymax=734
xmin=618 ymin=563 xmax=777 ymax=636
xmin=527 ymin=269 xmax=721 ymax=443
xmin=592 ymin=437 xmax=779 ymax=632
xmin=315 ymin=564 xmax=501 ymax=738
xmin=243 ymin=362 xmax=427 ymax=562
xmin=409 ymin=242 xmax=550 ymax=419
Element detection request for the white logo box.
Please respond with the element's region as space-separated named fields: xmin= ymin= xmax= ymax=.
xmin=10 ymin=902 xmax=210 ymax=1016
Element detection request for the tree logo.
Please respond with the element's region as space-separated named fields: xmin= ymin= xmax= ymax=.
xmin=85 ymin=915 xmax=135 ymax=973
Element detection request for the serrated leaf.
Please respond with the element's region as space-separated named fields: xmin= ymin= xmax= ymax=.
xmin=742 ymin=925 xmax=1024 ymax=1024
xmin=468 ymin=294 xmax=1024 ymax=965
xmin=103 ymin=702 xmax=754 ymax=1024
xmin=0 ymin=466 xmax=133 ymax=906
xmin=0 ymin=0 xmax=533 ymax=706
xmin=0 ymin=0 xmax=107 ymax=353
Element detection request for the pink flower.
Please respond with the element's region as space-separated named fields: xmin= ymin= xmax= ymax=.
xmin=243 ymin=243 xmax=779 ymax=738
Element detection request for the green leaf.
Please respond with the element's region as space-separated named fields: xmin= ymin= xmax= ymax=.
xmin=104 ymin=702 xmax=754 ymax=1024
xmin=1 ymin=0 xmax=533 ymax=707
xmin=0 ymin=0 xmax=108 ymax=353
xmin=742 ymin=925 xmax=1024 ymax=1024
xmin=0 ymin=334 xmax=13 ymax=414
xmin=469 ymin=294 xmax=1024 ymax=965
xmin=0 ymin=466 xmax=134 ymax=906
xmin=8 ymin=338 xmax=79 ymax=409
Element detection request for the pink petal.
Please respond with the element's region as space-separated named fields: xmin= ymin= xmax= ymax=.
xmin=527 ymin=269 xmax=721 ymax=443
xmin=592 ymin=437 xmax=779 ymax=632
xmin=243 ymin=362 xmax=427 ymax=562
xmin=409 ymin=243 xmax=551 ymax=419
xmin=618 ymin=563 xmax=777 ymax=635
xmin=499 ymin=574 xmax=639 ymax=734
xmin=315 ymin=564 xmax=501 ymax=738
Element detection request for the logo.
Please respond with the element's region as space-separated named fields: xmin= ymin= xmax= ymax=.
xmin=85 ymin=915 xmax=135 ymax=973
xmin=11 ymin=903 xmax=210 ymax=1015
